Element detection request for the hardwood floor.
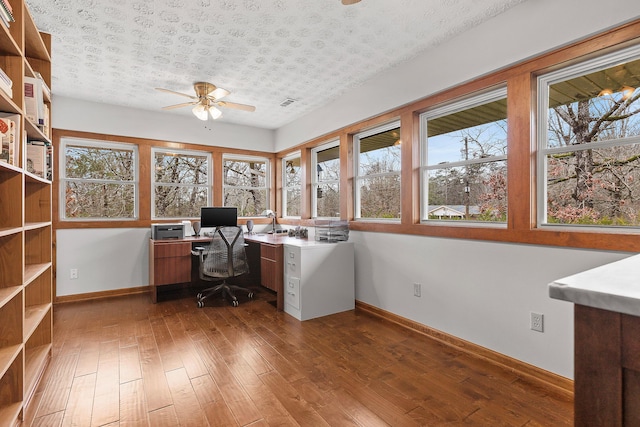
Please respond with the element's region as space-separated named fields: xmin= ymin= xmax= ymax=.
xmin=23 ymin=290 xmax=572 ymax=426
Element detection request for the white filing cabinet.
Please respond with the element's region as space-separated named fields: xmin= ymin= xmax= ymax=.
xmin=283 ymin=241 xmax=355 ymax=321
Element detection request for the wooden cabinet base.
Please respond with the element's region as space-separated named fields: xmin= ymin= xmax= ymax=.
xmin=574 ymin=304 xmax=640 ymax=426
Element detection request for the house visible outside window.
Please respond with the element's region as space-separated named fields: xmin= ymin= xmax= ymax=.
xmin=60 ymin=138 xmax=138 ymax=220
xmin=420 ymin=87 xmax=508 ymax=223
xmin=538 ymin=45 xmax=640 ymax=228
xmin=282 ymin=152 xmax=301 ymax=217
xmin=152 ymin=148 xmax=210 ymax=218
xmin=311 ymin=141 xmax=340 ymax=218
xmin=354 ymin=122 xmax=401 ymax=220
xmin=223 ymin=155 xmax=269 ymax=216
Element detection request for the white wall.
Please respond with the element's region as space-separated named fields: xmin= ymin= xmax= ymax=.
xmin=53 ymin=0 xmax=640 ymax=378
xmin=351 ymin=232 xmax=630 ymax=378
xmin=56 ymin=228 xmax=150 ymax=297
xmin=53 ymin=96 xmax=275 ymax=152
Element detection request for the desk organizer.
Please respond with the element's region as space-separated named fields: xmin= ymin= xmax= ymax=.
xmin=315 ymin=220 xmax=349 ymax=242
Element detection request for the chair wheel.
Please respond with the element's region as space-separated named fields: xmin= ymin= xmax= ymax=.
xmin=248 ymin=292 xmax=254 ymax=299
xmin=232 ymin=300 xmax=239 ymax=307
xmin=197 ymin=292 xmax=203 ymax=299
xmin=197 ymin=300 xmax=205 ymax=308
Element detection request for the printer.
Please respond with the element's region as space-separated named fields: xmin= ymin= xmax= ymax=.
xmin=151 ymin=223 xmax=185 ymax=240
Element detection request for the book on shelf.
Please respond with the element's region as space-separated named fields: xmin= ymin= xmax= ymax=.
xmin=42 ymin=103 xmax=50 ymax=139
xmin=24 ymin=76 xmax=45 ymax=127
xmin=26 ymin=141 xmax=47 ymax=179
xmin=0 ymin=112 xmax=19 ymax=166
xmin=1 ymin=0 xmax=12 ymax=14
xmin=0 ymin=0 xmax=13 ymax=28
xmin=0 ymin=67 xmax=12 ymax=98
xmin=46 ymin=143 xmax=53 ymax=181
xmin=34 ymin=72 xmax=51 ymax=101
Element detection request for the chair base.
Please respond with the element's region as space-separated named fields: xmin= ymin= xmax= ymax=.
xmin=196 ymin=280 xmax=254 ymax=307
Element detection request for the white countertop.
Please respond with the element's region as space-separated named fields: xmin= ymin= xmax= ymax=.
xmin=549 ymin=254 xmax=640 ymax=316
xmin=246 ymin=233 xmax=350 ymax=248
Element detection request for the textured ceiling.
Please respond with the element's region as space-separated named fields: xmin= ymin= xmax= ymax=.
xmin=25 ymin=0 xmax=525 ymax=130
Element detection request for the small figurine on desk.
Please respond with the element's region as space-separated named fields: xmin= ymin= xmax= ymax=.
xmin=288 ymin=226 xmax=308 ymax=239
xmin=246 ymin=219 xmax=254 ymax=235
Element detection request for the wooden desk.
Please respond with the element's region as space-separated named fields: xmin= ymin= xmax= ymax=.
xmin=149 ymin=234 xmax=293 ymax=309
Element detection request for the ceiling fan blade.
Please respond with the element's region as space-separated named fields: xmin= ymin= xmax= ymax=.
xmin=161 ymin=101 xmax=198 ymax=110
xmin=217 ymin=101 xmax=256 ymax=112
xmin=155 ymin=87 xmax=197 ymax=100
xmin=209 ymin=87 xmax=230 ymax=100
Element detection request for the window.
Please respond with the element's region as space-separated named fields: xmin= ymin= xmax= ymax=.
xmin=538 ymin=45 xmax=640 ymax=227
xmin=354 ymin=122 xmax=401 ymax=220
xmin=61 ymin=138 xmax=137 ymax=220
xmin=153 ymin=148 xmax=210 ymax=218
xmin=282 ymin=152 xmax=301 ymax=217
xmin=312 ymin=141 xmax=340 ymax=218
xmin=420 ymin=87 xmax=508 ymax=223
xmin=223 ymin=155 xmax=269 ymax=216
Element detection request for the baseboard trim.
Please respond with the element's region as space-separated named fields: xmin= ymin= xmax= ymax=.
xmin=355 ymin=300 xmax=573 ymax=398
xmin=55 ymin=286 xmax=149 ymax=304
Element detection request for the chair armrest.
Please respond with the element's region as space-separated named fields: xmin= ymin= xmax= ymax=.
xmin=191 ymin=246 xmax=206 ymax=256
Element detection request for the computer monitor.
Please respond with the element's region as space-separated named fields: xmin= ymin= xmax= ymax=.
xmin=200 ymin=206 xmax=238 ymax=228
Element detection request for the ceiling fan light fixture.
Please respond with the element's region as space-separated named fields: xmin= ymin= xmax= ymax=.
xmin=192 ymin=103 xmax=208 ymax=120
xmin=209 ymin=106 xmax=222 ymax=120
xmin=210 ymin=87 xmax=230 ymax=100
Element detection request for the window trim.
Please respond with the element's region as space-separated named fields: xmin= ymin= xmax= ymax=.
xmin=282 ymin=151 xmax=302 ymax=218
xmin=222 ymin=153 xmax=271 ymax=216
xmin=353 ymin=120 xmax=402 ymax=221
xmin=311 ymin=140 xmax=340 ymax=219
xmin=151 ymin=147 xmax=212 ymax=220
xmin=419 ymin=86 xmax=508 ymax=226
xmin=536 ymin=43 xmax=640 ymax=230
xmin=59 ymin=137 xmax=139 ymax=221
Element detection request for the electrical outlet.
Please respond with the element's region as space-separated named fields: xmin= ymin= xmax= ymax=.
xmin=413 ymin=283 xmax=421 ymax=297
xmin=70 ymin=268 xmax=78 ymax=280
xmin=530 ymin=312 xmax=544 ymax=332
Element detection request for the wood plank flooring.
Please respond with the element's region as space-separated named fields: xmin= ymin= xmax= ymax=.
xmin=23 ymin=291 xmax=572 ymax=426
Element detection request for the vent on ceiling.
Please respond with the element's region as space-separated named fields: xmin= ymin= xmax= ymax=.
xmin=280 ymin=98 xmax=297 ymax=107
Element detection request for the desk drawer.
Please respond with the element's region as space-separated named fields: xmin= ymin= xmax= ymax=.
xmin=284 ymin=246 xmax=300 ymax=276
xmin=153 ymin=241 xmax=191 ymax=259
xmin=284 ymin=276 xmax=300 ymax=310
xmin=260 ymin=243 xmax=279 ymax=261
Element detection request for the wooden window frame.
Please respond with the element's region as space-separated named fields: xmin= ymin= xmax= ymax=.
xmin=277 ymin=19 xmax=640 ymax=253
xmin=52 ymin=129 xmax=277 ymax=230
xmin=222 ymin=153 xmax=271 ymax=217
xmin=282 ymin=151 xmax=301 ymax=218
xmin=151 ymin=147 xmax=212 ymax=220
xmin=311 ymin=140 xmax=340 ymax=219
xmin=59 ymin=136 xmax=139 ymax=221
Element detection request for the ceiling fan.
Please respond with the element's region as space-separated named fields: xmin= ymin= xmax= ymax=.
xmin=156 ymin=82 xmax=256 ymax=121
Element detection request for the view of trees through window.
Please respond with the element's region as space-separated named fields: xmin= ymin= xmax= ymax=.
xmin=313 ymin=144 xmax=340 ymax=218
xmin=223 ymin=157 xmax=268 ymax=216
xmin=153 ymin=150 xmax=209 ymax=218
xmin=356 ymin=125 xmax=401 ymax=219
xmin=63 ymin=140 xmax=136 ymax=219
xmin=542 ymin=53 xmax=640 ymax=226
xmin=283 ymin=155 xmax=301 ymax=217
xmin=423 ymin=90 xmax=508 ymax=222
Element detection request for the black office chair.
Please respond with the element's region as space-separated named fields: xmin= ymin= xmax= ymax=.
xmin=192 ymin=226 xmax=254 ymax=307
